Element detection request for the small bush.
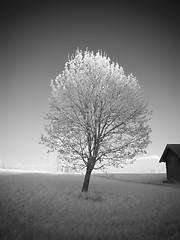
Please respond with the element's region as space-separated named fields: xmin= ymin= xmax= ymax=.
xmin=78 ymin=191 xmax=104 ymax=202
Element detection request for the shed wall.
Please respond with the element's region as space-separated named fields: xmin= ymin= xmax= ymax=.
xmin=176 ymin=157 xmax=180 ymax=182
xmin=165 ymin=150 xmax=178 ymax=181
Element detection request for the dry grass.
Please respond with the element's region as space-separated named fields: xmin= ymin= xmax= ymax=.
xmin=0 ymin=172 xmax=180 ymax=239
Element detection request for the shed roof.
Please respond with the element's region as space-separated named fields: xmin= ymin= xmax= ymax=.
xmin=159 ymin=144 xmax=180 ymax=162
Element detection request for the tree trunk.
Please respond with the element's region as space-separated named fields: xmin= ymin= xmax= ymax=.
xmin=81 ymin=168 xmax=92 ymax=192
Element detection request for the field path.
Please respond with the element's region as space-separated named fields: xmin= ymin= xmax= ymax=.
xmin=94 ymin=173 xmax=180 ymax=189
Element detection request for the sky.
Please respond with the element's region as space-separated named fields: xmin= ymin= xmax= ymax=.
xmin=0 ymin=1 xmax=179 ymax=172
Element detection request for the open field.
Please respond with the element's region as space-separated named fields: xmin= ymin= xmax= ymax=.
xmin=0 ymin=172 xmax=180 ymax=240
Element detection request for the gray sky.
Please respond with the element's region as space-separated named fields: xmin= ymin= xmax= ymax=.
xmin=0 ymin=1 xmax=179 ymax=171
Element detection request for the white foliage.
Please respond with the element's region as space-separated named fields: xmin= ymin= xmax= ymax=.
xmin=40 ymin=49 xmax=152 ymax=172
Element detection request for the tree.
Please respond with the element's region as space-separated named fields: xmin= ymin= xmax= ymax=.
xmin=40 ymin=49 xmax=152 ymax=192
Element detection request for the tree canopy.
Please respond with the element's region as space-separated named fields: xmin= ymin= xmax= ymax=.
xmin=40 ymin=49 xmax=152 ymax=191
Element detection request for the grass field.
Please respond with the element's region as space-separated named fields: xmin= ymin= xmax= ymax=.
xmin=0 ymin=172 xmax=180 ymax=240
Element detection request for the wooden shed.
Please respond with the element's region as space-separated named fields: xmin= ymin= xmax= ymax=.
xmin=159 ymin=144 xmax=180 ymax=182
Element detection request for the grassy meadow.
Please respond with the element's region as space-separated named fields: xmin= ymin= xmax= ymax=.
xmin=0 ymin=171 xmax=180 ymax=240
